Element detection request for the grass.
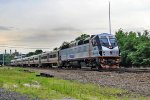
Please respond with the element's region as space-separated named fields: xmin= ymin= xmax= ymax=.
xmin=0 ymin=67 xmax=148 ymax=100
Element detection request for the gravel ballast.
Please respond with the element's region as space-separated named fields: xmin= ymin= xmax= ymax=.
xmin=0 ymin=88 xmax=30 ymax=100
xmin=32 ymin=68 xmax=150 ymax=96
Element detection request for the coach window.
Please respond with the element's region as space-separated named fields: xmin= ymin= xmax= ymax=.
xmin=35 ymin=58 xmax=38 ymax=60
xmin=53 ymin=54 xmax=56 ymax=58
xmin=49 ymin=55 xmax=52 ymax=58
xmin=42 ymin=56 xmax=47 ymax=59
xmin=44 ymin=56 xmax=47 ymax=59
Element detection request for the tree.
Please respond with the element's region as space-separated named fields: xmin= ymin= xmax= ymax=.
xmin=53 ymin=47 xmax=58 ymax=51
xmin=115 ymin=29 xmax=150 ymax=67
xmin=35 ymin=50 xmax=43 ymax=55
xmin=75 ymin=34 xmax=90 ymax=41
xmin=0 ymin=54 xmax=13 ymax=65
xmin=58 ymin=33 xmax=90 ymax=50
xmin=26 ymin=50 xmax=43 ymax=57
xmin=26 ymin=52 xmax=34 ymax=57
xmin=59 ymin=41 xmax=70 ymax=50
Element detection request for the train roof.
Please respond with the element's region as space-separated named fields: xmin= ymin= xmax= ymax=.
xmin=98 ymin=33 xmax=115 ymax=38
xmin=42 ymin=50 xmax=58 ymax=54
xmin=90 ymin=33 xmax=116 ymax=39
xmin=98 ymin=33 xmax=112 ymax=36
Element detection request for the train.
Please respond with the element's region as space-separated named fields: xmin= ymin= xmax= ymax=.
xmin=11 ymin=33 xmax=121 ymax=70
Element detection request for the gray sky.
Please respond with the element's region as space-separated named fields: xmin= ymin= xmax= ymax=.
xmin=0 ymin=0 xmax=150 ymax=53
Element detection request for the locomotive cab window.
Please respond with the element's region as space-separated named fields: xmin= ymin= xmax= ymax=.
xmin=92 ymin=39 xmax=97 ymax=46
xmin=109 ymin=38 xmax=118 ymax=46
xmin=100 ymin=38 xmax=109 ymax=47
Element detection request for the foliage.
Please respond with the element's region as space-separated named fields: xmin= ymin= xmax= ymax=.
xmin=59 ymin=34 xmax=90 ymax=50
xmin=75 ymin=34 xmax=90 ymax=41
xmin=0 ymin=67 xmax=146 ymax=100
xmin=0 ymin=54 xmax=13 ymax=65
xmin=35 ymin=50 xmax=43 ymax=55
xmin=26 ymin=52 xmax=35 ymax=57
xmin=53 ymin=47 xmax=58 ymax=51
xmin=116 ymin=29 xmax=150 ymax=67
xmin=59 ymin=41 xmax=70 ymax=50
xmin=26 ymin=50 xmax=43 ymax=57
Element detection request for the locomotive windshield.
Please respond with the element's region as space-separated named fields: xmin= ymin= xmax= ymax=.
xmin=109 ymin=38 xmax=118 ymax=46
xmin=100 ymin=38 xmax=109 ymax=46
xmin=99 ymin=37 xmax=118 ymax=47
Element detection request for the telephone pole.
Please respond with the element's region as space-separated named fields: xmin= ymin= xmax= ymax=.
xmin=3 ymin=53 xmax=4 ymax=66
xmin=109 ymin=1 xmax=111 ymax=34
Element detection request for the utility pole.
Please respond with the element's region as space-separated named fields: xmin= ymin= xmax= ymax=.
xmin=3 ymin=53 xmax=4 ymax=66
xmin=2 ymin=49 xmax=7 ymax=66
xmin=109 ymin=1 xmax=112 ymax=34
xmin=10 ymin=49 xmax=12 ymax=55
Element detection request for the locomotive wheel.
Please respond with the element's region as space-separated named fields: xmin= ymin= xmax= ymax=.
xmin=96 ymin=65 xmax=102 ymax=71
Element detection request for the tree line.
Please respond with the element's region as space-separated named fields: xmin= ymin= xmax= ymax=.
xmin=116 ymin=29 xmax=150 ymax=67
xmin=26 ymin=50 xmax=43 ymax=57
xmin=59 ymin=34 xmax=90 ymax=50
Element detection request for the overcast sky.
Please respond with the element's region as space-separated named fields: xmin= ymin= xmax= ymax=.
xmin=0 ymin=0 xmax=150 ymax=53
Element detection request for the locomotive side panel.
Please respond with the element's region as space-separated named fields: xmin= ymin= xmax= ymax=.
xmin=59 ymin=43 xmax=90 ymax=61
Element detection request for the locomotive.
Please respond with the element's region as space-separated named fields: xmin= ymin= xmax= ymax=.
xmin=11 ymin=33 xmax=120 ymax=69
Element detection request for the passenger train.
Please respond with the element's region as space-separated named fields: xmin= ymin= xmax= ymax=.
xmin=11 ymin=33 xmax=120 ymax=70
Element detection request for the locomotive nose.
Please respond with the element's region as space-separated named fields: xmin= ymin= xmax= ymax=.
xmin=108 ymin=46 xmax=113 ymax=49
xmin=99 ymin=57 xmax=120 ymax=69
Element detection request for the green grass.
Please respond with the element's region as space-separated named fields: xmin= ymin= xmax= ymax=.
xmin=0 ymin=67 xmax=148 ymax=100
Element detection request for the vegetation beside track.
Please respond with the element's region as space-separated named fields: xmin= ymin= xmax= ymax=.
xmin=116 ymin=29 xmax=150 ymax=67
xmin=0 ymin=67 xmax=148 ymax=100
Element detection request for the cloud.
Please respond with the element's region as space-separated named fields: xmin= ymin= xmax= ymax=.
xmin=0 ymin=26 xmax=13 ymax=31
xmin=21 ymin=34 xmax=51 ymax=43
xmin=52 ymin=27 xmax=81 ymax=32
xmin=0 ymin=0 xmax=150 ymax=53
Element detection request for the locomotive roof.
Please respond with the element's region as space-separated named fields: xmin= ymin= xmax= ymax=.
xmin=98 ymin=33 xmax=115 ymax=38
xmin=91 ymin=33 xmax=115 ymax=39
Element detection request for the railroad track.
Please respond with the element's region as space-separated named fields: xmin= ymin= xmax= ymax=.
xmin=30 ymin=66 xmax=150 ymax=73
xmin=98 ymin=68 xmax=150 ymax=73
